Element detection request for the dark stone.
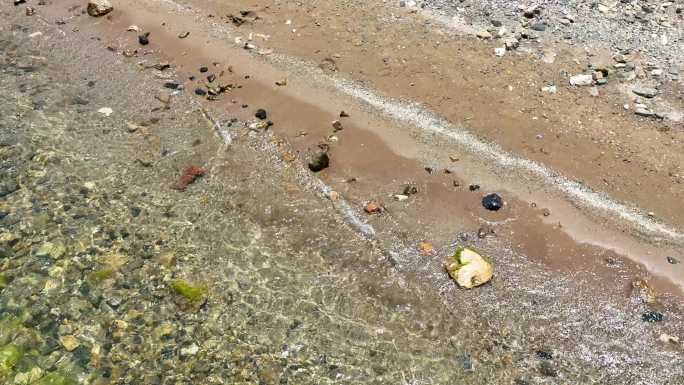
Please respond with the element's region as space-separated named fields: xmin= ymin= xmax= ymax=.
xmin=71 ymin=95 xmax=90 ymax=105
xmin=667 ymin=256 xmax=680 ymax=264
xmin=482 ymin=193 xmax=503 ymax=211
xmin=130 ymin=207 xmax=141 ymax=218
xmin=255 ymin=109 xmax=267 ymax=120
xmin=87 ymin=80 xmax=96 ymax=87
xmin=207 ymin=74 xmax=216 ymax=83
xmin=138 ymin=32 xmax=150 ymax=45
xmin=403 ymin=184 xmax=418 ymax=196
xmin=469 ymin=184 xmax=480 ymax=191
xmin=14 ymin=0 xmax=27 ymax=5
xmin=164 ymin=81 xmax=180 ymax=90
xmin=536 ymin=350 xmax=553 ymax=360
xmin=642 ymin=311 xmax=664 ymax=322
xmin=539 ymin=361 xmax=557 ymax=377
xmin=199 ymin=66 xmax=209 ymax=73
xmin=308 ymin=152 xmax=329 ymax=172
xmin=531 ymin=23 xmax=546 ymax=31
xmin=195 ymin=88 xmax=207 ymax=96
xmin=491 ymin=19 xmax=502 ymax=27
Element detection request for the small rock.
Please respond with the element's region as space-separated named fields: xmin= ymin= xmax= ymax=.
xmin=138 ymin=32 xmax=150 ymax=46
xmin=494 ymin=47 xmax=506 ymax=57
xmin=632 ymin=87 xmax=658 ymax=98
xmin=275 ymin=79 xmax=287 ymax=86
xmin=403 ymin=184 xmax=418 ymax=196
xmin=469 ymin=184 xmax=480 ymax=191
xmin=87 ymin=0 xmax=113 ymax=17
xmin=393 ymin=194 xmax=409 ymax=201
xmin=667 ymin=256 xmax=680 ymax=264
xmin=173 ymin=166 xmax=206 ymax=191
xmin=364 ymin=202 xmax=382 ymax=214
xmin=482 ymin=193 xmax=503 ymax=211
xmin=178 ymin=31 xmax=190 ymax=39
xmin=180 ymin=343 xmax=199 ymax=357
xmin=255 ymin=109 xmax=267 ymax=120
xmin=642 ymin=311 xmax=664 ymax=322
xmin=199 ymin=66 xmax=209 ymax=73
xmin=339 ymin=111 xmax=350 ymax=118
xmin=634 ymin=107 xmax=654 ymax=117
xmin=308 ymin=152 xmax=329 ymax=172
xmin=659 ymin=334 xmax=680 ymax=344
xmin=541 ymin=85 xmax=557 ymax=93
xmin=194 ymin=88 xmax=207 ymax=96
xmin=59 ymin=335 xmax=80 ymax=352
xmin=504 ymin=38 xmax=519 ymax=50
xmin=476 ymin=30 xmax=492 ymax=39
xmin=98 ymin=107 xmax=113 ymax=116
xmin=332 ymin=120 xmax=343 ymax=131
xmin=542 ymin=208 xmax=551 ymax=217
xmin=530 ymin=23 xmax=546 ymax=32
xmin=445 ymin=247 xmax=493 ymax=289
xmin=418 ymin=242 xmax=434 ymax=254
xmin=569 ymin=74 xmax=593 ymax=86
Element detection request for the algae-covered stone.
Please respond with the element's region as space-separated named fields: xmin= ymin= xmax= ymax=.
xmin=0 ymin=273 xmax=8 ymax=290
xmin=35 ymin=242 xmax=66 ymax=259
xmin=171 ymin=280 xmax=208 ymax=304
xmin=445 ymin=247 xmax=493 ymax=289
xmin=33 ymin=372 xmax=77 ymax=385
xmin=87 ymin=268 xmax=115 ymax=284
xmin=0 ymin=344 xmax=23 ymax=378
xmin=13 ymin=366 xmax=43 ymax=385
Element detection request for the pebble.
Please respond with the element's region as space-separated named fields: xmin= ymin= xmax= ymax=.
xmin=87 ymin=0 xmax=113 ymax=17
xmin=255 ymin=109 xmax=267 ymax=120
xmin=332 ymin=120 xmax=343 ymax=131
xmin=569 ymin=74 xmax=593 ymax=86
xmin=632 ymin=87 xmax=658 ymax=98
xmin=98 ymin=107 xmax=114 ymax=116
xmin=308 ymin=152 xmax=329 ymax=172
xmin=59 ymin=335 xmax=81 ymax=351
xmin=178 ymin=31 xmax=190 ymax=39
xmin=634 ymin=107 xmax=654 ymax=117
xmin=642 ymin=311 xmax=664 ymax=322
xmin=482 ymin=193 xmax=503 ymax=211
xmin=195 ymin=88 xmax=207 ymax=96
xmin=136 ymin=32 xmax=150 ymax=46
xmin=476 ymin=30 xmax=493 ymax=39
xmin=364 ymin=202 xmax=382 ymax=214
xmin=530 ymin=23 xmax=546 ymax=32
xmin=667 ymin=256 xmax=680 ymax=264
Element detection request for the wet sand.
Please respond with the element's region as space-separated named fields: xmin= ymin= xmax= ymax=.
xmin=45 ymin=0 xmax=684 ymax=294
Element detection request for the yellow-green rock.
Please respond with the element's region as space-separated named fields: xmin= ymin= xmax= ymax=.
xmin=445 ymin=247 xmax=493 ymax=289
xmin=171 ymin=280 xmax=208 ymax=303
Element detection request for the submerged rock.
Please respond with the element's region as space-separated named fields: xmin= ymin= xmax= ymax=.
xmin=87 ymin=0 xmax=113 ymax=17
xmin=308 ymin=152 xmax=329 ymax=172
xmin=445 ymin=247 xmax=493 ymax=289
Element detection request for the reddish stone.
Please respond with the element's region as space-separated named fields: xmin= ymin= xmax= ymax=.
xmin=173 ymin=166 xmax=206 ymax=191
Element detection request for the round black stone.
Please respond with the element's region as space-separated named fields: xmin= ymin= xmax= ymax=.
xmin=482 ymin=193 xmax=503 ymax=211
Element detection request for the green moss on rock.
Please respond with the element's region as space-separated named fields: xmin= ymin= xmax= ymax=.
xmin=171 ymin=280 xmax=208 ymax=303
xmin=0 ymin=273 xmax=8 ymax=290
xmin=0 ymin=344 xmax=23 ymax=378
xmin=87 ymin=268 xmax=115 ymax=284
xmin=33 ymin=372 xmax=77 ymax=385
